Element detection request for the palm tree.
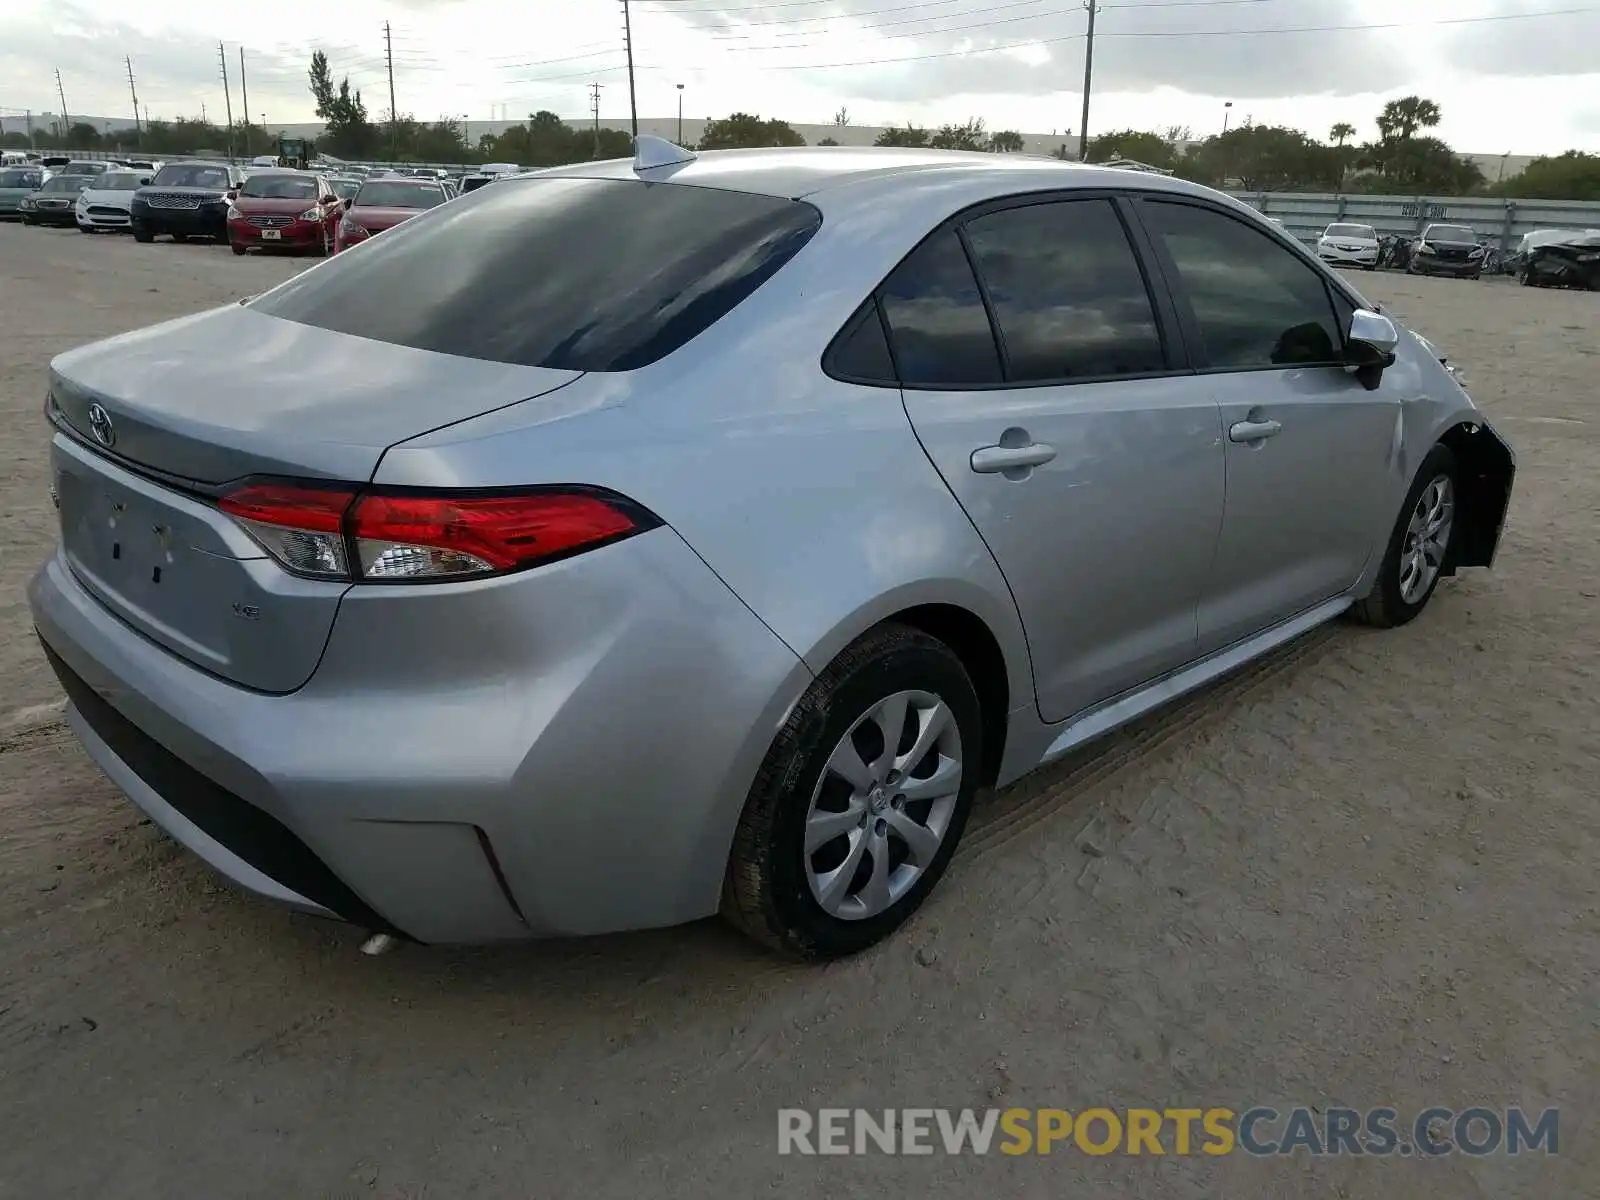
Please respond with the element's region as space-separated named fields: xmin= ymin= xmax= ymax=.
xmin=1329 ymin=122 xmax=1356 ymax=148
xmin=1376 ymin=97 xmax=1441 ymax=144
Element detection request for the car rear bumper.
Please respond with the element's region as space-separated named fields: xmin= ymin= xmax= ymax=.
xmin=30 ymin=527 xmax=809 ymax=943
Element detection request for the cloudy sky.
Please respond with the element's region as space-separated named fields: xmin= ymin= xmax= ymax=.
xmin=3 ymin=0 xmax=1598 ymax=154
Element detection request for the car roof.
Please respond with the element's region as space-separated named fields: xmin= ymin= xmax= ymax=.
xmin=531 ymin=145 xmax=1213 ymax=205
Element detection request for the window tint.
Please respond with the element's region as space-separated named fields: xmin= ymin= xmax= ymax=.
xmin=354 ymin=181 xmax=447 ymax=209
xmin=240 ymin=174 xmax=318 ymax=199
xmin=251 ymin=178 xmax=821 ymax=372
xmin=1143 ymin=201 xmax=1342 ymax=369
xmin=152 ymin=163 xmax=233 ymax=189
xmin=825 ymin=300 xmax=896 ymax=384
xmin=878 ymin=229 xmax=1001 ymax=386
xmin=963 ymin=199 xmax=1165 ymax=382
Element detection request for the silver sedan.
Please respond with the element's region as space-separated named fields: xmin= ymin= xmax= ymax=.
xmin=30 ymin=141 xmax=1514 ymax=958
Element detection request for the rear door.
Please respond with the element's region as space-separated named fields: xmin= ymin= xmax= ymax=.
xmin=1133 ymin=197 xmax=1399 ymax=653
xmin=890 ymin=195 xmax=1225 ymax=724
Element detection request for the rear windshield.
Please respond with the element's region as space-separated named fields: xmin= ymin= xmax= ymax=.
xmin=354 ymin=181 xmax=446 ymax=209
xmin=152 ymin=163 xmax=232 ymax=188
xmin=1325 ymin=223 xmax=1375 ymax=239
xmin=65 ymin=162 xmax=107 ymax=174
xmin=251 ymin=177 xmax=823 ymax=371
xmin=1426 ymin=225 xmax=1475 ymax=241
xmin=241 ymin=174 xmax=318 ymax=199
xmin=0 ymin=169 xmax=42 ymax=187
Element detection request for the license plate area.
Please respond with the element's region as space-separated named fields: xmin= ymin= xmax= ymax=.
xmin=260 ymin=228 xmax=281 ymax=240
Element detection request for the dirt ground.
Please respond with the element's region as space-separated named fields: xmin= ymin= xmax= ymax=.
xmin=0 ymin=224 xmax=1595 ymax=1199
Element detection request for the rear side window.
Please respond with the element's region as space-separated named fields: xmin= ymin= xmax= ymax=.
xmin=1141 ymin=200 xmax=1343 ymax=370
xmin=825 ymin=299 xmax=896 ymax=384
xmin=250 ymin=178 xmax=820 ymax=372
xmin=878 ymin=229 xmax=1002 ymax=386
xmin=962 ymin=199 xmax=1166 ymax=382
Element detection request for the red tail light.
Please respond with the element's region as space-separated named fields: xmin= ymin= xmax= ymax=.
xmin=219 ymin=481 xmax=656 ymax=583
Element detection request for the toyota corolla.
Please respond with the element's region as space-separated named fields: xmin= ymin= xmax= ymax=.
xmin=31 ymin=141 xmax=1514 ymax=958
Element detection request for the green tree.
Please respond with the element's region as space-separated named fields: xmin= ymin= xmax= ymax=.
xmin=1329 ymin=122 xmax=1356 ymax=148
xmin=989 ymin=129 xmax=1025 ymax=153
xmin=1182 ymin=125 xmax=1340 ymax=191
xmin=697 ymin=113 xmax=805 ymax=150
xmin=1493 ymin=151 xmax=1600 ymax=201
xmin=1376 ymin=96 xmax=1441 ymax=143
xmin=817 ymin=137 xmax=840 ymax=146
xmin=929 ymin=118 xmax=987 ymax=150
xmin=308 ymin=50 xmax=376 ymax=159
xmin=1086 ymin=129 xmax=1177 ymax=170
xmin=874 ymin=123 xmax=929 ymax=148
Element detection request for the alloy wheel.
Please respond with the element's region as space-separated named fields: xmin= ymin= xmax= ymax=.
xmin=1399 ymin=474 xmax=1454 ymax=605
xmin=804 ymin=689 xmax=963 ymax=921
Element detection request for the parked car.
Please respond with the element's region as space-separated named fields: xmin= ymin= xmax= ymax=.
xmin=227 ymin=171 xmax=342 ymax=256
xmin=61 ymin=160 xmax=114 ymax=179
xmin=0 ymin=165 xmax=46 ymax=219
xmin=458 ymin=173 xmax=496 ymax=193
xmin=39 ymin=155 xmax=72 ymax=170
xmin=333 ymin=177 xmax=449 ymax=252
xmin=19 ymin=174 xmax=94 ymax=225
xmin=1520 ymin=229 xmax=1600 ymax=290
xmin=130 ymin=161 xmax=244 ymax=244
xmin=74 ymin=170 xmax=150 ymax=233
xmin=1408 ymin=223 xmax=1486 ymax=278
xmin=29 ymin=144 xmax=1514 ymax=957
xmin=1315 ymin=221 xmax=1380 ymax=270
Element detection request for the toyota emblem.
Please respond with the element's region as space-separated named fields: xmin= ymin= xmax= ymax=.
xmin=87 ymin=403 xmax=116 ymax=448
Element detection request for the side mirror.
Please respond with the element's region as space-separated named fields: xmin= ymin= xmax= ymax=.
xmin=1346 ymin=309 xmax=1398 ymax=389
xmin=321 ymin=194 xmax=338 ymax=205
xmin=140 ymin=177 xmax=152 ymax=186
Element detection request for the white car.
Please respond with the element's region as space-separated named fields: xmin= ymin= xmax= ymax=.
xmin=73 ymin=169 xmax=150 ymax=233
xmin=1316 ymin=221 xmax=1380 ymax=270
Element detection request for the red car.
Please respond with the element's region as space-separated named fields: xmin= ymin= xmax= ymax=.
xmin=334 ymin=178 xmax=450 ymax=253
xmin=227 ymin=171 xmax=341 ymax=256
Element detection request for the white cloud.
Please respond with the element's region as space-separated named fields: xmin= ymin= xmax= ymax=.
xmin=1 ymin=0 xmax=1597 ymax=154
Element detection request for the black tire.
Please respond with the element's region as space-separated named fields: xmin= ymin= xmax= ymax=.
xmin=133 ymin=227 xmax=153 ymax=243
xmin=214 ymin=230 xmax=229 ymax=245
xmin=21 ymin=215 xmax=36 ymax=226
xmin=231 ymin=242 xmax=247 ymax=256
xmin=722 ymin=623 xmax=983 ymax=959
xmin=77 ymin=224 xmax=92 ymax=233
xmin=1351 ymin=443 xmax=1460 ymax=629
xmin=171 ymin=232 xmax=188 ymax=243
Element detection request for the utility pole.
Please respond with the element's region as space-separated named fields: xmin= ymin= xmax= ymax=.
xmin=239 ymin=48 xmax=251 ymax=156
xmin=589 ymin=82 xmax=603 ymax=159
xmin=55 ymin=69 xmax=70 ymax=137
xmin=621 ymin=0 xmax=638 ymax=140
xmin=218 ymin=42 xmax=236 ymax=160
xmin=25 ymin=110 xmax=34 ymax=149
xmin=125 ymin=58 xmax=142 ymax=142
xmin=1077 ymin=0 xmax=1097 ymax=162
xmin=384 ymin=22 xmax=399 ymax=160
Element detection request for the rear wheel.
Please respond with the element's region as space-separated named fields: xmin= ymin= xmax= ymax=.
xmin=1351 ymin=444 xmax=1458 ymax=629
xmin=722 ymin=624 xmax=983 ymax=959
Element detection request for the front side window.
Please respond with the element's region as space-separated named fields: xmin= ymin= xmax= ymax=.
xmin=0 ymin=170 xmax=42 ymax=188
xmin=962 ymin=199 xmax=1166 ymax=382
xmin=1142 ymin=200 xmax=1343 ymax=370
xmin=251 ymin=177 xmax=822 ymax=372
xmin=878 ymin=228 xmax=1002 ymax=386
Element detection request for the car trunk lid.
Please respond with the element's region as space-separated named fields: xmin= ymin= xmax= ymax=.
xmin=47 ymin=304 xmax=583 ymax=691
xmin=347 ymin=204 xmax=427 ymax=232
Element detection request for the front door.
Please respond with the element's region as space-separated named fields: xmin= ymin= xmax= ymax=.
xmin=1135 ymin=198 xmax=1401 ymax=652
xmin=884 ymin=197 xmax=1226 ymax=724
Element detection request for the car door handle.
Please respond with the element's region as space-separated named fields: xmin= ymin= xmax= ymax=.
xmin=1228 ymin=418 xmax=1283 ymax=443
xmin=970 ymin=442 xmax=1058 ymax=473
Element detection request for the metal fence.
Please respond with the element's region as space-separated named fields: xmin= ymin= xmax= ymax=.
xmin=1228 ymin=191 xmax=1600 ymax=251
